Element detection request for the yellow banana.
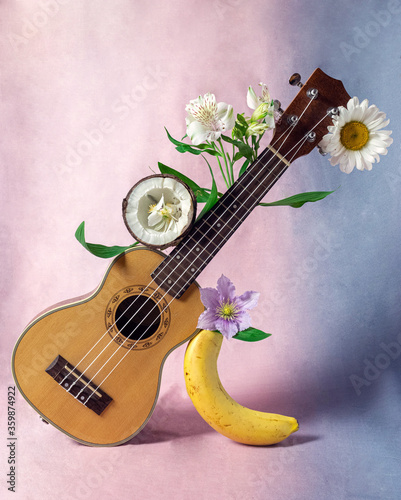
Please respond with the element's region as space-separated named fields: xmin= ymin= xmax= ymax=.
xmin=184 ymin=330 xmax=299 ymax=445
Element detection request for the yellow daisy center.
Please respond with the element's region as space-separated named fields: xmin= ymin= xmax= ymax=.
xmin=340 ymin=121 xmax=369 ymax=151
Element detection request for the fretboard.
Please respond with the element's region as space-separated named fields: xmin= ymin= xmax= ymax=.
xmin=151 ymin=146 xmax=289 ymax=298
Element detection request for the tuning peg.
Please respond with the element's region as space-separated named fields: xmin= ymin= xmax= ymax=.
xmin=273 ymin=99 xmax=284 ymax=114
xmin=317 ymin=145 xmax=328 ymax=156
xmin=289 ymin=73 xmax=304 ymax=88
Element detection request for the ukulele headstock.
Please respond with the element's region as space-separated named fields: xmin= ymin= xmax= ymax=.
xmin=272 ymin=68 xmax=351 ymax=163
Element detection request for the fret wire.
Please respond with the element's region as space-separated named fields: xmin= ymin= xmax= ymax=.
xmin=166 ymin=150 xmax=280 ymax=254
xmin=168 ymin=123 xmax=318 ymax=297
xmin=203 ymin=201 xmax=243 ymax=224
xmin=156 ymin=224 xmax=224 ymax=278
xmin=173 ymin=160 xmax=289 ymax=292
xmin=154 ymin=149 xmax=287 ymax=294
xmin=89 ymin=153 xmax=290 ymax=395
xmin=77 ymin=113 xmax=321 ymax=398
xmin=195 ymin=159 xmax=288 ymax=257
xmin=87 ymin=104 xmax=326 ymax=399
xmin=199 ymin=154 xmax=284 ymax=231
xmin=167 ymin=169 xmax=286 ymax=296
xmin=183 ymin=227 xmax=220 ymax=248
xmin=168 ymin=219 xmax=233 ymax=269
xmin=214 ymin=202 xmax=243 ymax=222
xmin=153 ymin=140 xmax=304 ymax=300
xmin=167 ymin=132 xmax=305 ymax=298
xmin=197 ymin=216 xmax=230 ymax=233
xmin=162 ymin=148 xmax=288 ymax=305
xmin=185 ymin=233 xmax=214 ymax=257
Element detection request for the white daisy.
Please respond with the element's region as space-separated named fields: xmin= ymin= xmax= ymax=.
xmin=185 ymin=93 xmax=235 ymax=145
xmin=319 ymin=97 xmax=393 ymax=173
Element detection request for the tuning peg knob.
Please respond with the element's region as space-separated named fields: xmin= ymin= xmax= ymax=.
xmin=317 ymin=145 xmax=328 ymax=156
xmin=289 ymin=73 xmax=304 ymax=88
xmin=273 ymin=99 xmax=284 ymax=114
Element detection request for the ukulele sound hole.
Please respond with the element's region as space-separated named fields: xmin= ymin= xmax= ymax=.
xmin=115 ymin=295 xmax=161 ymax=341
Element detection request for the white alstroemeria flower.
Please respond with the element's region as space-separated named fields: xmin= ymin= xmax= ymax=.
xmin=185 ymin=93 xmax=235 ymax=145
xmin=148 ymin=194 xmax=179 ymax=232
xmin=319 ymin=97 xmax=393 ymax=173
xmin=247 ymin=82 xmax=271 ymax=109
xmin=247 ymin=82 xmax=275 ymax=128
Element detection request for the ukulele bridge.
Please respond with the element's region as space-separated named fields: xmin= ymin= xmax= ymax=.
xmin=45 ymin=355 xmax=112 ymax=415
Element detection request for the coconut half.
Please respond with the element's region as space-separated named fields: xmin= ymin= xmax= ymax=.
xmin=122 ymin=174 xmax=197 ymax=249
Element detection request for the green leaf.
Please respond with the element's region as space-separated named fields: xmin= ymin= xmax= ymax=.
xmin=197 ymin=163 xmax=218 ymax=220
xmin=236 ymin=113 xmax=249 ymax=128
xmin=203 ymin=188 xmax=224 ymax=198
xmin=234 ymin=126 xmax=247 ymax=138
xmin=157 ymin=162 xmax=210 ymax=203
xmin=259 ymin=190 xmax=336 ymax=208
xmin=232 ymin=151 xmax=244 ymax=162
xmin=232 ymin=327 xmax=272 ymax=342
xmin=238 ymin=158 xmax=250 ymax=177
xmin=175 ymin=143 xmax=203 ymax=155
xmin=200 ymin=148 xmax=223 ymax=157
xmin=75 ymin=222 xmax=139 ymax=258
xmin=221 ymin=134 xmax=254 ymax=161
xmin=165 ymin=127 xmax=187 ymax=147
xmin=165 ymin=128 xmax=221 ymax=157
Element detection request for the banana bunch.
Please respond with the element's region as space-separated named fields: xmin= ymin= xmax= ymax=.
xmin=184 ymin=330 xmax=298 ymax=445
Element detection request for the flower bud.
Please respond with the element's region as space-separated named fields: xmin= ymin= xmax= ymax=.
xmin=245 ymin=122 xmax=270 ymax=138
xmin=251 ymin=102 xmax=271 ymax=122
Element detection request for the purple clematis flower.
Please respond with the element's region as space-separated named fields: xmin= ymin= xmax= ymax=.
xmin=197 ymin=275 xmax=260 ymax=339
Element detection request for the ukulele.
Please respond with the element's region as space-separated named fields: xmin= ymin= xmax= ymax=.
xmin=12 ymin=69 xmax=350 ymax=446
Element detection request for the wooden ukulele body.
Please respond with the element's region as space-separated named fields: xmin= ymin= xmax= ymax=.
xmin=12 ymin=247 xmax=203 ymax=446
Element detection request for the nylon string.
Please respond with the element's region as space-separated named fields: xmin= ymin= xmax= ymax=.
xmin=69 ymin=99 xmax=327 ymax=404
xmin=63 ymin=99 xmax=329 ymax=405
xmin=60 ymin=115 xmax=296 ymax=395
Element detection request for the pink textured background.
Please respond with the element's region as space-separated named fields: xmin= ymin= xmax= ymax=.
xmin=1 ymin=1 xmax=400 ymax=499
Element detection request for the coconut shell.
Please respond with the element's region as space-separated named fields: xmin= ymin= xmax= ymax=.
xmin=122 ymin=174 xmax=197 ymax=250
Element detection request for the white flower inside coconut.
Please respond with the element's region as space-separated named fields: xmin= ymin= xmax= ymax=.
xmin=122 ymin=174 xmax=196 ymax=249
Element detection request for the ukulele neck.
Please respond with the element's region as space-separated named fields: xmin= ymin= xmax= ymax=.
xmin=151 ymin=145 xmax=290 ymax=298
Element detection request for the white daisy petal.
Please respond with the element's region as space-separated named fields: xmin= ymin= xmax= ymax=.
xmin=347 ymin=97 xmax=360 ymax=111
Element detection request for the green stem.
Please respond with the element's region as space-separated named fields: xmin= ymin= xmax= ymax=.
xmin=218 ymin=138 xmax=233 ymax=187
xmin=218 ymin=156 xmax=230 ymax=188
xmin=251 ymin=135 xmax=256 ymax=160
xmin=231 ymin=144 xmax=235 ymax=182
xmin=208 ymin=141 xmax=229 ymax=188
